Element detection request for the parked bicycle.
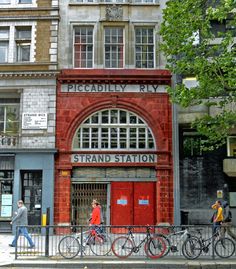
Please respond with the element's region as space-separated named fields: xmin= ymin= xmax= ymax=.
xmin=58 ymin=226 xmax=112 ymax=258
xmin=111 ymin=226 xmax=166 ymax=259
xmin=183 ymin=227 xmax=235 ymax=259
xmin=153 ymin=226 xmax=198 ymax=258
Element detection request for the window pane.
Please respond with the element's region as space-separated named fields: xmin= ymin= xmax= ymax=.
xmin=101 ymin=110 xmax=109 ymax=123
xmin=91 ymin=128 xmax=98 ymax=148
xmin=5 ymin=106 xmax=19 ymax=134
xmin=19 ymin=0 xmax=32 ymax=3
xmin=0 ymin=0 xmax=10 ymax=4
xmin=16 ymin=28 xmax=31 ymax=39
xmin=17 ymin=45 xmax=30 ymax=62
xmin=0 ymin=42 xmax=8 ymax=63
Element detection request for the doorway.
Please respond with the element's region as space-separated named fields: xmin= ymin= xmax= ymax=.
xmin=21 ymin=170 xmax=42 ymax=225
xmin=71 ymin=183 xmax=108 ymax=225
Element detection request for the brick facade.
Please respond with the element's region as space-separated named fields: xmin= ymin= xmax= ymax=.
xmin=55 ymin=69 xmax=173 ymax=225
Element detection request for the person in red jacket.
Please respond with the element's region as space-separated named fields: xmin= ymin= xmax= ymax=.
xmin=90 ymin=200 xmax=101 ymax=226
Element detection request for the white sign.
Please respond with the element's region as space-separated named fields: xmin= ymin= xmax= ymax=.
xmin=22 ymin=113 xmax=47 ymax=129
xmin=1 ymin=205 xmax=12 ymax=217
xmin=72 ymin=154 xmax=157 ymax=163
xmin=61 ymin=84 xmax=167 ymax=93
xmin=1 ymin=194 xmax=12 ymax=206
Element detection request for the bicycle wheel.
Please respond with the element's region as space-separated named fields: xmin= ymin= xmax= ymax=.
xmin=154 ymin=234 xmax=171 ymax=257
xmin=145 ymin=236 xmax=167 ymax=259
xmin=58 ymin=235 xmax=80 ymax=259
xmin=215 ymin=237 xmax=235 ymax=258
xmin=112 ymin=236 xmax=134 ymax=258
xmin=89 ymin=234 xmax=112 ymax=256
xmin=182 ymin=236 xmax=202 ymax=260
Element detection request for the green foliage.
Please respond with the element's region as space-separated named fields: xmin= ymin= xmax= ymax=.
xmin=160 ymin=0 xmax=236 ymax=150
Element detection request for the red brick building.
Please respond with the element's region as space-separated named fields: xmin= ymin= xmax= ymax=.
xmin=55 ymin=69 xmax=173 ymax=226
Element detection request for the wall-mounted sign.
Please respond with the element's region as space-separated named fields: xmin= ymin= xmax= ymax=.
xmin=217 ymin=190 xmax=223 ymax=199
xmin=72 ymin=154 xmax=156 ymax=163
xmin=138 ymin=199 xmax=149 ymax=205
xmin=1 ymin=205 xmax=12 ymax=217
xmin=22 ymin=113 xmax=47 ymax=129
xmin=117 ymin=199 xmax=127 ymax=205
xmin=1 ymin=194 xmax=12 ymax=206
xmin=61 ymin=84 xmax=167 ymax=93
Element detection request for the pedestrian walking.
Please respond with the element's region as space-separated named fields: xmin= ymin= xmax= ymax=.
xmin=211 ymin=200 xmax=224 ymax=234
xmin=9 ymin=200 xmax=35 ymax=248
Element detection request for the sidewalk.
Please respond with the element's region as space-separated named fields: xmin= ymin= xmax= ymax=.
xmin=1 ymin=234 xmax=236 ymax=269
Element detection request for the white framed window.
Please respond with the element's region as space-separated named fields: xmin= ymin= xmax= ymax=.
xmin=15 ymin=26 xmax=31 ymax=62
xmin=135 ymin=27 xmax=154 ymax=68
xmin=74 ymin=26 xmax=93 ymax=68
xmin=72 ymin=109 xmax=155 ymax=150
xmin=104 ymin=27 xmax=124 ymax=68
xmin=0 ymin=28 xmax=9 ymax=63
xmin=0 ymin=99 xmax=20 ymax=135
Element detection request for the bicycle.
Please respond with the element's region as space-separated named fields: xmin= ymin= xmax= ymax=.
xmin=58 ymin=226 xmax=112 ymax=259
xmin=182 ymin=227 xmax=235 ymax=259
xmin=153 ymin=226 xmax=198 ymax=258
xmin=111 ymin=226 xmax=166 ymax=259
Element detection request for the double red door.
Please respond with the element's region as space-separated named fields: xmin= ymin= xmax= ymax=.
xmin=111 ymin=182 xmax=156 ymax=226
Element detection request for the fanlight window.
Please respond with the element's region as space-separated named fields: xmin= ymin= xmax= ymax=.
xmin=72 ymin=109 xmax=155 ymax=150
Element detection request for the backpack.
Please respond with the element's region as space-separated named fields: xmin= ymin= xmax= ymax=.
xmin=222 ymin=201 xmax=232 ymax=222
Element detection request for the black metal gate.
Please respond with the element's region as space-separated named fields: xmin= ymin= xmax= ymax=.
xmin=71 ymin=183 xmax=107 ymax=225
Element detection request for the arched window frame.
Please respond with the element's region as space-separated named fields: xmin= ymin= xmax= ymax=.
xmin=72 ymin=109 xmax=156 ymax=151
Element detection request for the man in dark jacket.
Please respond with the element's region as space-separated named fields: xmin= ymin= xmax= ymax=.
xmin=9 ymin=200 xmax=35 ymax=248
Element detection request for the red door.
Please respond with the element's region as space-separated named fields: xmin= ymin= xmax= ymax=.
xmin=111 ymin=182 xmax=133 ymax=225
xmin=111 ymin=182 xmax=156 ymax=227
xmin=133 ymin=182 xmax=155 ymax=226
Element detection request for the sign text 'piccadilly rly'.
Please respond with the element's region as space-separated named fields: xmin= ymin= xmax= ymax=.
xmin=62 ymin=84 xmax=167 ymax=93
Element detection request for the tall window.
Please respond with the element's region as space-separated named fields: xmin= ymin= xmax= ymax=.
xmin=15 ymin=26 xmax=31 ymax=62
xmin=0 ymin=28 xmax=9 ymax=63
xmin=0 ymin=99 xmax=20 ymax=135
xmin=73 ymin=109 xmax=155 ymax=150
xmin=135 ymin=27 xmax=154 ymax=68
xmin=104 ymin=27 xmax=124 ymax=68
xmin=74 ymin=26 xmax=93 ymax=68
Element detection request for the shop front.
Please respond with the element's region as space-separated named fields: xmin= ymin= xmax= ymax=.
xmin=0 ymin=151 xmax=55 ymax=232
xmin=55 ymin=69 xmax=173 ymax=226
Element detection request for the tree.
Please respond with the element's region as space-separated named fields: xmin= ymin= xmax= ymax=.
xmin=160 ymin=0 xmax=236 ymax=150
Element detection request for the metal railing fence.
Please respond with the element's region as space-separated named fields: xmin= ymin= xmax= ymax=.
xmin=14 ymin=224 xmax=236 ymax=260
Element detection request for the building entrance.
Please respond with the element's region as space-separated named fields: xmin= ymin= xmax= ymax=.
xmin=71 ymin=183 xmax=108 ymax=225
xmin=21 ymin=170 xmax=42 ymax=225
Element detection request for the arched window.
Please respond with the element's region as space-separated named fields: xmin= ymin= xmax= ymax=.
xmin=72 ymin=109 xmax=155 ymax=151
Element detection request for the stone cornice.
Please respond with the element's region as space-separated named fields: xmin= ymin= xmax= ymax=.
xmin=0 ymin=71 xmax=59 ymax=78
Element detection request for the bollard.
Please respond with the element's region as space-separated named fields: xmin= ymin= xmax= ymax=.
xmin=45 ymin=207 xmax=50 ymax=257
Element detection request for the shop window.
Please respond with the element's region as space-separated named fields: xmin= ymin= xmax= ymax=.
xmin=0 ymin=171 xmax=13 ymax=218
xmin=74 ymin=26 xmax=93 ymax=68
xmin=73 ymin=109 xmax=155 ymax=150
xmin=104 ymin=27 xmax=124 ymax=68
xmin=227 ymin=136 xmax=236 ymax=157
xmin=135 ymin=27 xmax=154 ymax=68
xmin=0 ymin=28 xmax=9 ymax=63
